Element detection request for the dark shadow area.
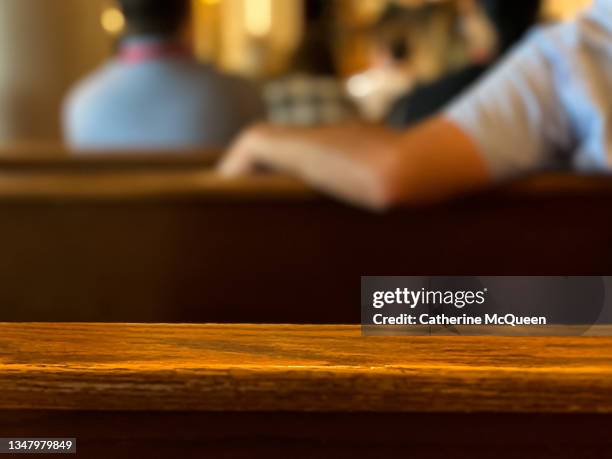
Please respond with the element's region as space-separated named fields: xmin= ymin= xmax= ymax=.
xmin=1 ymin=173 xmax=612 ymax=324
xmin=2 ymin=411 xmax=611 ymax=459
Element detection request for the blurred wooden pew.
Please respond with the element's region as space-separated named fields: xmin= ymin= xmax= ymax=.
xmin=0 ymin=152 xmax=611 ymax=323
xmin=0 ymin=323 xmax=610 ymax=458
xmin=0 ymin=144 xmax=220 ymax=172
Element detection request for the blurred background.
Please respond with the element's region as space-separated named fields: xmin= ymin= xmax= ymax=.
xmin=0 ymin=0 xmax=594 ymax=145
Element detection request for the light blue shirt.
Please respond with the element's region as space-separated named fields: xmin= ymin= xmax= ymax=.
xmin=446 ymin=0 xmax=612 ymax=178
xmin=64 ymin=40 xmax=263 ymax=151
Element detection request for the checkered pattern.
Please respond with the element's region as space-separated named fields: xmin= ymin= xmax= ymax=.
xmin=264 ymin=75 xmax=356 ymax=127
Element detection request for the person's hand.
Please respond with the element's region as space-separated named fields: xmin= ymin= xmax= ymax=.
xmin=219 ymin=118 xmax=490 ymax=210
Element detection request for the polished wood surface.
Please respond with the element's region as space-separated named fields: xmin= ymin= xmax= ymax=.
xmin=2 ymin=324 xmax=611 ymax=458
xmin=1 ymin=323 xmax=611 ymax=413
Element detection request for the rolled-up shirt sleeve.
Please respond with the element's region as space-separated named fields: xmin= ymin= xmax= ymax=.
xmin=445 ymin=30 xmax=571 ymax=179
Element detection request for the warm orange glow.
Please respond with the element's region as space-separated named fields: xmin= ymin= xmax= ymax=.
xmin=244 ymin=0 xmax=273 ymax=38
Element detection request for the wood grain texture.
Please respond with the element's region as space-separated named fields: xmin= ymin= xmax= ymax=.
xmin=0 ymin=324 xmax=611 ymax=413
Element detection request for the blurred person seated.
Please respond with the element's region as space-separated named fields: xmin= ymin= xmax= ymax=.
xmin=386 ymin=0 xmax=541 ymax=128
xmin=64 ymin=0 xmax=263 ymax=151
xmin=264 ymin=3 xmax=356 ymax=127
xmin=221 ymin=0 xmax=612 ymax=211
xmin=346 ymin=5 xmax=416 ymax=122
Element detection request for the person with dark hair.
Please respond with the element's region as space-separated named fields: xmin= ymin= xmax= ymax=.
xmin=120 ymin=0 xmax=190 ymax=37
xmin=347 ymin=4 xmax=416 ymax=121
xmin=64 ymin=0 xmax=263 ymax=150
xmin=264 ymin=1 xmax=356 ymax=127
xmin=386 ymin=0 xmax=542 ymax=128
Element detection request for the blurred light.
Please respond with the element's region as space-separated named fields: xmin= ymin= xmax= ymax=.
xmin=347 ymin=74 xmax=375 ymax=98
xmin=544 ymin=0 xmax=592 ymax=20
xmin=245 ymin=0 xmax=272 ymax=38
xmin=101 ymin=7 xmax=125 ymax=35
xmin=200 ymin=0 xmax=220 ymax=5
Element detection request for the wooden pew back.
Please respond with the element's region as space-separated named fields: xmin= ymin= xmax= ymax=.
xmin=0 ymin=156 xmax=611 ymax=323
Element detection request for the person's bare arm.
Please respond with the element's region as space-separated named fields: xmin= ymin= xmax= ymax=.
xmin=219 ymin=116 xmax=491 ymax=210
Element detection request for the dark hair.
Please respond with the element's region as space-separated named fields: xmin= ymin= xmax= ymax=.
xmin=118 ymin=0 xmax=190 ymax=37
xmin=289 ymin=27 xmax=337 ymax=76
xmin=372 ymin=4 xmax=412 ymax=62
xmin=478 ymin=0 xmax=542 ymax=53
xmin=289 ymin=0 xmax=338 ymax=76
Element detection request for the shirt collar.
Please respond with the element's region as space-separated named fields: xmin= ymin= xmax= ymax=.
xmin=118 ymin=36 xmax=191 ymax=63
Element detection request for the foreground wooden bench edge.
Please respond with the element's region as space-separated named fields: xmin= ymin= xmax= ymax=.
xmin=0 ymin=324 xmax=610 ymax=414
